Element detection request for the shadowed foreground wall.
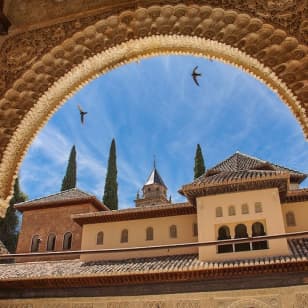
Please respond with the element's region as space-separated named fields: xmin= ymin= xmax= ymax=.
xmin=1 ymin=284 xmax=308 ymax=307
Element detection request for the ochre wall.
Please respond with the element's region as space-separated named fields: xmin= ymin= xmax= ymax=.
xmin=282 ymin=201 xmax=308 ymax=233
xmin=80 ymin=214 xmax=198 ymax=261
xmin=17 ymin=202 xmax=98 ymax=261
xmin=196 ymin=188 xmax=289 ymax=261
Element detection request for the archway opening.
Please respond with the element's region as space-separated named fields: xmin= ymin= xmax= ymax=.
xmin=17 ymin=54 xmax=308 ymax=210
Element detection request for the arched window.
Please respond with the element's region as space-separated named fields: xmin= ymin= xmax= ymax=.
xmin=170 ymin=225 xmax=177 ymax=238
xmin=146 ymin=227 xmax=154 ymax=241
xmin=63 ymin=232 xmax=72 ymax=250
xmin=286 ymin=211 xmax=296 ymax=227
xmin=31 ymin=235 xmax=40 ymax=252
xmin=216 ymin=207 xmax=223 ymax=217
xmin=228 ymin=206 xmax=236 ymax=216
xmin=121 ymin=229 xmax=128 ymax=243
xmin=255 ymin=202 xmax=263 ymax=213
xmin=252 ymin=222 xmax=268 ymax=250
xmin=47 ymin=233 xmax=56 ymax=251
xmin=241 ymin=203 xmax=249 ymax=214
xmin=97 ymin=231 xmax=104 ymax=245
xmin=193 ymin=223 xmax=198 ymax=237
xmin=234 ymin=224 xmax=250 ymax=252
xmin=217 ymin=226 xmax=233 ymax=253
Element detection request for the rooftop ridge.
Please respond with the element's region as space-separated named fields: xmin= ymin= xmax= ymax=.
xmin=15 ymin=187 xmax=94 ymax=206
xmin=208 ymin=152 xmax=306 ymax=182
xmin=235 ymin=151 xmax=266 ymax=164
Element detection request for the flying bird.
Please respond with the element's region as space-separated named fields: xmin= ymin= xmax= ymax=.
xmin=192 ymin=66 xmax=202 ymax=86
xmin=77 ymin=104 xmax=88 ymax=124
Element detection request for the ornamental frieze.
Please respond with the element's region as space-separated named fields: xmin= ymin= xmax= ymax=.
xmin=0 ymin=0 xmax=307 ymax=94
xmin=295 ymin=293 xmax=308 ymax=308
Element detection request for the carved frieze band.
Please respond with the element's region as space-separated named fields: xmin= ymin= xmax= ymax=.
xmin=295 ymin=293 xmax=308 ymax=308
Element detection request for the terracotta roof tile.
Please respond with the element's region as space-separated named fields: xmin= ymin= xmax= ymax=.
xmin=15 ymin=188 xmax=109 ymax=212
xmin=193 ymin=170 xmax=288 ymax=185
xmin=208 ymin=152 xmax=306 ymax=182
xmin=73 ymin=202 xmax=195 ymax=224
xmin=0 ymin=238 xmax=307 ymax=280
xmin=16 ymin=188 xmax=93 ymax=205
xmin=179 ymin=152 xmax=307 ymax=202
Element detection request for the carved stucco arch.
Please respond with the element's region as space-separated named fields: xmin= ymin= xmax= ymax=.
xmin=0 ymin=3 xmax=307 ymax=214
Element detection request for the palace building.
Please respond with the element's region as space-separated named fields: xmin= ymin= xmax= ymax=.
xmin=0 ymin=152 xmax=308 ymax=306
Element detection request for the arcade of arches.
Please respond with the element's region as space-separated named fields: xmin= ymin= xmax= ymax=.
xmin=0 ymin=1 xmax=307 ymax=216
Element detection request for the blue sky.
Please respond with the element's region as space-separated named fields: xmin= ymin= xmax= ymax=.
xmin=20 ymin=55 xmax=308 ymax=208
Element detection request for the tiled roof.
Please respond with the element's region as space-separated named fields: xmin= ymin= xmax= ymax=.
xmin=208 ymin=152 xmax=306 ymax=182
xmin=180 ymin=170 xmax=289 ymax=204
xmin=145 ymin=167 xmax=167 ymax=188
xmin=73 ymin=202 xmax=195 ymax=224
xmin=193 ymin=170 xmax=288 ymax=185
xmin=15 ymin=188 xmax=109 ymax=212
xmin=180 ymin=152 xmax=307 ymax=203
xmin=0 ymin=241 xmax=8 ymax=255
xmin=0 ymin=238 xmax=307 ymax=281
xmin=288 ymin=238 xmax=308 ymax=257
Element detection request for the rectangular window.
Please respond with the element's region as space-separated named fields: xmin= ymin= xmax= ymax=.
xmin=255 ymin=202 xmax=263 ymax=213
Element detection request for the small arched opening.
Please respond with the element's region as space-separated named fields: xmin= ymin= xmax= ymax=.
xmin=121 ymin=229 xmax=128 ymax=243
xmin=30 ymin=235 xmax=40 ymax=253
xmin=252 ymin=222 xmax=268 ymax=250
xmin=97 ymin=231 xmax=104 ymax=245
xmin=46 ymin=233 xmax=56 ymax=251
xmin=217 ymin=225 xmax=233 ymax=253
xmin=63 ymin=232 xmax=72 ymax=250
xmin=146 ymin=227 xmax=154 ymax=241
xmin=234 ymin=224 xmax=250 ymax=252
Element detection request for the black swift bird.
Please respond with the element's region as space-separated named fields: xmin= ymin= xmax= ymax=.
xmin=78 ymin=104 xmax=88 ymax=124
xmin=192 ymin=66 xmax=202 ymax=86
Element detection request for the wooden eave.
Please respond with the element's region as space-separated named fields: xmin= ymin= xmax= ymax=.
xmin=1 ymin=260 xmax=307 ymax=289
xmin=180 ymin=175 xmax=289 ymax=205
xmin=14 ymin=196 xmax=109 ymax=212
xmin=72 ymin=204 xmax=196 ymax=225
xmin=284 ymin=189 xmax=308 ymax=203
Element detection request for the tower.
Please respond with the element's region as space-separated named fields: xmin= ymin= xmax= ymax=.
xmin=135 ymin=162 xmax=170 ymax=207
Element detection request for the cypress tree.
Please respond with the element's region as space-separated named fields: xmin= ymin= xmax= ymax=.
xmin=0 ymin=177 xmax=27 ymax=253
xmin=103 ymin=139 xmax=118 ymax=210
xmin=194 ymin=144 xmax=206 ymax=179
xmin=61 ymin=145 xmax=77 ymax=191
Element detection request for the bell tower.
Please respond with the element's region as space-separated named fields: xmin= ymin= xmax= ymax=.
xmin=135 ymin=161 xmax=170 ymax=207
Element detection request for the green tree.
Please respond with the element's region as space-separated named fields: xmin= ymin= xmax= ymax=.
xmin=103 ymin=139 xmax=118 ymax=210
xmin=61 ymin=145 xmax=77 ymax=191
xmin=194 ymin=144 xmax=206 ymax=179
xmin=0 ymin=177 xmax=27 ymax=253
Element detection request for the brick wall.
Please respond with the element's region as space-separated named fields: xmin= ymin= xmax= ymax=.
xmin=16 ymin=202 xmax=98 ymax=261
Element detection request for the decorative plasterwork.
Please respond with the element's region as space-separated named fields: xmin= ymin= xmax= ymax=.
xmin=0 ymin=3 xmax=307 ymax=215
xmin=228 ymin=299 xmax=271 ymax=308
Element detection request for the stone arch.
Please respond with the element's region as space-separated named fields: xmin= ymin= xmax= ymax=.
xmin=0 ymin=3 xmax=307 ymax=215
xmin=228 ymin=298 xmax=271 ymax=308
